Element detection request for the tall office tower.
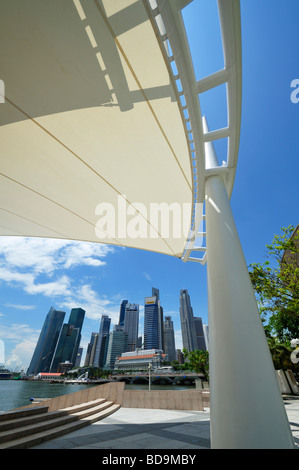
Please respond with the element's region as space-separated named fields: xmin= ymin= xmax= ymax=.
xmin=144 ymin=288 xmax=163 ymax=350
xmin=93 ymin=314 xmax=111 ymax=368
xmin=49 ymin=307 xmax=85 ymax=372
xmin=27 ymin=306 xmax=65 ymax=375
xmin=118 ymin=300 xmax=128 ymax=327
xmin=124 ymin=303 xmax=139 ymax=352
xmin=104 ymin=325 xmax=128 ymax=370
xmin=84 ymin=332 xmax=98 ymax=366
xmin=163 ymin=316 xmax=176 ymax=362
xmin=153 ymin=288 xmax=164 ymax=351
xmin=152 ymin=287 xmax=160 ymax=301
xmin=194 ymin=317 xmax=206 ymax=351
xmin=179 ymin=289 xmax=197 ymax=352
xmin=89 ymin=333 xmax=99 ymax=366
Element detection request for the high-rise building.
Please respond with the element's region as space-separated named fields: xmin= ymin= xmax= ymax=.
xmin=89 ymin=333 xmax=99 ymax=366
xmin=144 ymin=288 xmax=163 ymax=350
xmin=176 ymin=349 xmax=184 ymax=364
xmin=84 ymin=332 xmax=98 ymax=367
xmin=93 ymin=314 xmax=111 ymax=368
xmin=27 ymin=306 xmax=65 ymax=375
xmin=163 ymin=316 xmax=176 ymax=362
xmin=49 ymin=307 xmax=85 ymax=372
xmin=124 ymin=303 xmax=139 ymax=352
xmin=194 ymin=317 xmax=206 ymax=351
xmin=104 ymin=325 xmax=128 ymax=370
xmin=179 ymin=289 xmax=197 ymax=352
xmin=118 ymin=300 xmax=128 ymax=327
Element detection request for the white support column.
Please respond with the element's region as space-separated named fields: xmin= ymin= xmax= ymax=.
xmin=204 ymin=124 xmax=294 ymax=449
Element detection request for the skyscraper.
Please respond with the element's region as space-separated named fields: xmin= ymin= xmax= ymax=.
xmin=89 ymin=333 xmax=99 ymax=366
xmin=124 ymin=303 xmax=139 ymax=352
xmin=49 ymin=307 xmax=85 ymax=372
xmin=27 ymin=306 xmax=65 ymax=375
xmin=84 ymin=332 xmax=98 ymax=367
xmin=144 ymin=288 xmax=163 ymax=350
xmin=93 ymin=314 xmax=111 ymax=368
xmin=194 ymin=317 xmax=206 ymax=351
xmin=163 ymin=316 xmax=176 ymax=362
xmin=179 ymin=289 xmax=197 ymax=352
xmin=118 ymin=300 xmax=128 ymax=327
xmin=104 ymin=325 xmax=128 ymax=370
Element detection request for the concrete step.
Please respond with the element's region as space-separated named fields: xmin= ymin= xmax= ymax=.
xmin=59 ymin=397 xmax=107 ymax=415
xmin=0 ymin=400 xmax=120 ymax=449
xmin=0 ymin=406 xmax=49 ymax=422
xmin=0 ymin=398 xmax=107 ymax=432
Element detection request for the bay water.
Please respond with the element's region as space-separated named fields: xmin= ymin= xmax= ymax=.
xmin=0 ymin=380 xmax=194 ymax=412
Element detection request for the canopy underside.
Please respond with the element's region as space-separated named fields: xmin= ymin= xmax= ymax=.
xmin=0 ymin=0 xmax=195 ymax=257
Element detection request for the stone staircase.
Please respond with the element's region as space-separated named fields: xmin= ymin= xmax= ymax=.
xmin=0 ymin=397 xmax=120 ymax=449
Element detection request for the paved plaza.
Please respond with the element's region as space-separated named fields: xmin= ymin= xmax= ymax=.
xmin=33 ymin=396 xmax=299 ymax=450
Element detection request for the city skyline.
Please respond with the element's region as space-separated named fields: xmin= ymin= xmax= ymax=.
xmin=27 ymin=285 xmax=207 ymax=373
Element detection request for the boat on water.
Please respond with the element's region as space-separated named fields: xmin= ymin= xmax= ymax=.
xmin=0 ymin=366 xmax=12 ymax=380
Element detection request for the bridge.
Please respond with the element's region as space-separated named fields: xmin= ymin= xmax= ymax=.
xmin=111 ymin=373 xmax=204 ymax=386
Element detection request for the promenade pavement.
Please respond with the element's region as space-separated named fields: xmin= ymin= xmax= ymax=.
xmin=32 ymin=396 xmax=299 ymax=450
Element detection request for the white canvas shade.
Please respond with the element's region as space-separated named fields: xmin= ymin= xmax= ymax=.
xmin=0 ymin=0 xmax=295 ymax=448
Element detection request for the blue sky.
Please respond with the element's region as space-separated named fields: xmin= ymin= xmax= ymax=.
xmin=0 ymin=0 xmax=298 ymax=370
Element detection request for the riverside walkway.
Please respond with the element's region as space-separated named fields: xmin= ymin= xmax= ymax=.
xmin=32 ymin=396 xmax=299 ymax=449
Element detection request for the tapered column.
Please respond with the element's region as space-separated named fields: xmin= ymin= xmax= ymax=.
xmin=204 ymin=127 xmax=294 ymax=449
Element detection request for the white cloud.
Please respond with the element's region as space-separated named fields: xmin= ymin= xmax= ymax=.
xmin=5 ymin=304 xmax=36 ymax=311
xmin=0 ymin=237 xmax=114 ymax=300
xmin=0 ymin=322 xmax=40 ymax=369
xmin=0 ymin=266 xmax=72 ymax=298
xmin=0 ymin=237 xmax=120 ymax=368
xmin=59 ymin=283 xmax=120 ymax=324
xmin=6 ymin=339 xmax=36 ymax=371
xmin=0 ymin=237 xmax=114 ymax=274
xmin=143 ymin=272 xmax=152 ymax=281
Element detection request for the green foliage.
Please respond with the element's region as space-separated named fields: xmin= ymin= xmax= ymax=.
xmin=64 ymin=366 xmax=111 ymax=379
xmin=267 ymin=337 xmax=297 ymax=372
xmin=249 ymin=225 xmax=299 ymax=342
xmin=170 ymin=360 xmax=181 ymax=371
xmin=182 ymin=348 xmax=209 ymax=380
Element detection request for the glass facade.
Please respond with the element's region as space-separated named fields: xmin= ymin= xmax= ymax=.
xmin=144 ymin=296 xmax=159 ymax=350
xmin=144 ymin=288 xmax=163 ymax=351
xmin=104 ymin=325 xmax=128 ymax=370
xmin=49 ymin=307 xmax=85 ymax=372
xmin=27 ymin=306 xmax=65 ymax=375
xmin=124 ymin=303 xmax=139 ymax=352
xmin=118 ymin=300 xmax=128 ymax=327
xmin=93 ymin=314 xmax=111 ymax=368
xmin=179 ymin=289 xmax=197 ymax=352
xmin=163 ymin=316 xmax=176 ymax=362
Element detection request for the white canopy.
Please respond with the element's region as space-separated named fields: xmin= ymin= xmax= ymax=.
xmin=0 ymin=0 xmax=241 ymax=260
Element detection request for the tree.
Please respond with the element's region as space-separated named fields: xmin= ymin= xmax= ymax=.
xmin=267 ymin=338 xmax=295 ymax=372
xmin=182 ymin=348 xmax=209 ymax=380
xmin=249 ymin=225 xmax=299 ymax=342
